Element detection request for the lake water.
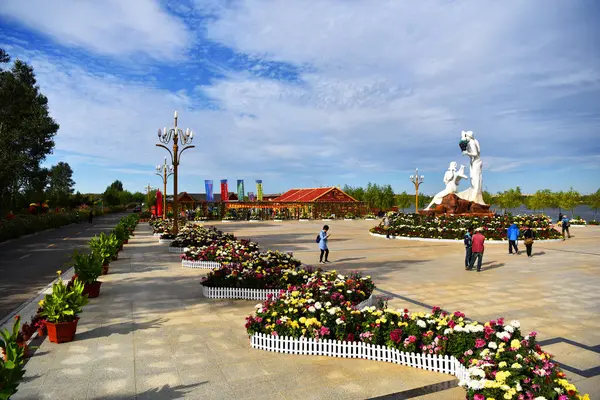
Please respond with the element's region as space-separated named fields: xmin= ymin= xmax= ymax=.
xmin=491 ymin=205 xmax=597 ymax=221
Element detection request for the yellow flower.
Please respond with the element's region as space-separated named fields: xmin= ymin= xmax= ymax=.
xmin=498 ymin=361 xmax=507 ymax=368
xmin=56 ymin=270 xmax=62 ymax=276
xmin=511 ymin=363 xmax=522 ymax=369
xmin=290 ymin=321 xmax=299 ymax=329
xmin=291 ymin=291 xmax=299 ymax=297
xmin=495 ymin=371 xmax=511 ymax=383
xmin=301 ymin=328 xmax=306 ymax=334
xmin=510 ymin=339 xmax=521 ymax=350
xmin=375 ymin=319 xmax=381 ymax=324
xmin=38 ymin=300 xmax=45 ymax=307
xmin=271 ymin=312 xmax=278 ymax=317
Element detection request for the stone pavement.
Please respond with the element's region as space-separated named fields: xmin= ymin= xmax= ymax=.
xmin=14 ymin=222 xmax=465 ymax=400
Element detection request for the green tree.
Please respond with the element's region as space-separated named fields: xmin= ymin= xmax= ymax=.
xmin=48 ymin=162 xmax=75 ymax=207
xmin=396 ymin=191 xmax=412 ymax=212
xmin=482 ymin=190 xmax=495 ymax=206
xmin=417 ymin=193 xmax=432 ymax=211
xmin=558 ymin=187 xmax=580 ymax=217
xmin=0 ymin=49 xmax=59 ymax=211
xmin=380 ymin=184 xmax=395 ymax=210
xmin=496 ymin=187 xmax=523 ymax=214
xmin=364 ymin=182 xmax=380 ymax=209
xmin=585 ymin=189 xmax=600 ymax=220
xmin=109 ymin=180 xmax=124 ymax=192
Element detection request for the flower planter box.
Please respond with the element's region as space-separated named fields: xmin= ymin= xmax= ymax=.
xmin=168 ymin=246 xmax=188 ymax=254
xmin=46 ymin=318 xmax=79 ymax=344
xmin=249 ymin=333 xmax=468 ymax=383
xmin=365 ymin=218 xmax=376 ymax=221
xmin=202 ymin=285 xmax=283 ymax=300
xmin=570 ymin=225 xmax=587 ymax=228
xmin=368 ymin=232 xmax=563 ymax=243
xmin=83 ymin=281 xmax=102 ymax=298
xmin=182 ymin=259 xmax=222 ymax=269
xmin=158 ymin=238 xmax=174 ymax=244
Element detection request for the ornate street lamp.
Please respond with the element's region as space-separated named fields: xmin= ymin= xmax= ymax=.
xmin=156 ymin=111 xmax=194 ymax=234
xmin=155 ymin=158 xmax=174 ymax=220
xmin=409 ymin=168 xmax=424 ymax=213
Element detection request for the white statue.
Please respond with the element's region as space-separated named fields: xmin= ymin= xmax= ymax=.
xmin=425 ymin=162 xmax=468 ymax=209
xmin=457 ymin=130 xmax=485 ymax=205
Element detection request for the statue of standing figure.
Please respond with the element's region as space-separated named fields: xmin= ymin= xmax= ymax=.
xmin=426 ymin=162 xmax=468 ymax=210
xmin=457 ymin=130 xmax=485 ymax=205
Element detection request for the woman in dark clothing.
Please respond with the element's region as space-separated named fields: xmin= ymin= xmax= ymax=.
xmin=523 ymin=225 xmax=536 ymax=258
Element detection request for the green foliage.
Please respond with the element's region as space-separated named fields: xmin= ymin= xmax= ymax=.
xmin=396 ymin=191 xmax=412 ymax=211
xmin=482 ymin=190 xmax=495 ymax=206
xmin=0 ymin=49 xmax=59 ymax=212
xmin=70 ymin=251 xmax=102 ymax=284
xmin=89 ymin=232 xmax=119 ymax=265
xmin=558 ymin=187 xmax=580 ymax=215
xmin=0 ymin=316 xmax=26 ymax=400
xmin=585 ymin=188 xmax=600 ymax=218
xmin=345 ymin=183 xmax=396 ymax=210
xmin=39 ymin=272 xmax=88 ymax=323
xmin=47 ymin=162 xmax=75 ymax=207
xmin=495 ymin=187 xmax=523 ymax=213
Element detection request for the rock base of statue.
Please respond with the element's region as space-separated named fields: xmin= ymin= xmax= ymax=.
xmin=419 ymin=194 xmax=493 ymax=217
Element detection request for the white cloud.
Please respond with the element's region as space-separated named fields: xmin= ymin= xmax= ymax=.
xmin=0 ymin=0 xmax=191 ymax=60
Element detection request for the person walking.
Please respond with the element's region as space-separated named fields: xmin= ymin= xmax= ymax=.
xmin=88 ymin=210 xmax=93 ymax=224
xmin=468 ymin=228 xmax=485 ymax=272
xmin=318 ymin=225 xmax=331 ymax=264
xmin=507 ymin=222 xmax=520 ymax=255
xmin=383 ymin=216 xmax=391 ymax=239
xmin=464 ymin=227 xmax=473 ymax=269
xmin=523 ymin=225 xmax=536 ymax=258
xmin=561 ymin=215 xmax=571 ymax=240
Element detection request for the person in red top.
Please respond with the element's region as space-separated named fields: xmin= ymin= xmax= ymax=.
xmin=468 ymin=228 xmax=485 ymax=272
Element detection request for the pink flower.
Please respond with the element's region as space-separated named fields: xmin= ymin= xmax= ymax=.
xmin=474 ymin=394 xmax=485 ymax=400
xmin=475 ymin=338 xmax=486 ymax=348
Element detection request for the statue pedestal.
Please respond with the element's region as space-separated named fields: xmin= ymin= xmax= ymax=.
xmin=419 ymin=194 xmax=493 ymax=217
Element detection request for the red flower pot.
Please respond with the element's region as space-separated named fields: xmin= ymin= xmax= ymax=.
xmin=102 ymin=264 xmax=109 ymax=275
xmin=83 ymin=281 xmax=102 ymax=298
xmin=46 ymin=318 xmax=79 ymax=343
xmin=37 ymin=326 xmax=47 ymax=336
xmin=124 ymin=239 xmax=129 ymax=244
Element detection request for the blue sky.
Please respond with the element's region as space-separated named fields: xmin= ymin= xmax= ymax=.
xmin=1 ymin=0 xmax=599 ymax=196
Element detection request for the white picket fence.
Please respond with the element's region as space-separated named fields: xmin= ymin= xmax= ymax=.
xmin=168 ymin=246 xmax=188 ymax=254
xmin=181 ymin=259 xmax=222 ymax=269
xmin=250 ymin=333 xmax=471 ymax=382
xmin=153 ymin=233 xmax=163 ymax=237
xmin=158 ymin=238 xmax=174 ymax=244
xmin=202 ymin=286 xmax=283 ymax=300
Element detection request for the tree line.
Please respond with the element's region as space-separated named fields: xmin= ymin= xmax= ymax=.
xmin=0 ymin=48 xmax=143 ymax=214
xmin=343 ymin=183 xmax=600 ymax=218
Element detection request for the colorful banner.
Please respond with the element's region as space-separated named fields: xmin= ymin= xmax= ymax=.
xmin=220 ymin=179 xmax=229 ymax=202
xmin=256 ymin=180 xmax=263 ymax=201
xmin=248 ymin=192 xmax=255 ymax=202
xmin=205 ymin=180 xmax=214 ymax=202
xmin=237 ymin=180 xmax=245 ymax=201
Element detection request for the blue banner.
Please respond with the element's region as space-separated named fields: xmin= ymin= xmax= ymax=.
xmin=205 ymin=180 xmax=214 ymax=202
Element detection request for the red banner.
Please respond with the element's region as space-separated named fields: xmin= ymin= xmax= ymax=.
xmin=156 ymin=190 xmax=163 ymax=217
xmin=220 ymin=180 xmax=229 ymax=202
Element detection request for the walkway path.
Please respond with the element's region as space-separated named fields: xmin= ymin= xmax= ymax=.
xmin=0 ymin=212 xmax=129 ymax=321
xmin=13 ymin=223 xmax=463 ymax=400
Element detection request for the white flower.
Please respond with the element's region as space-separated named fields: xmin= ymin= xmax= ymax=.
xmin=416 ymin=320 xmax=426 ymax=328
xmin=533 ymin=397 xmax=548 ymax=400
xmin=488 ymin=342 xmax=498 ymax=349
xmin=510 ymin=320 xmax=520 ymax=328
xmin=467 ymin=367 xmax=485 ymax=378
xmin=444 ymin=328 xmax=453 ymax=335
xmin=308 ymin=306 xmax=316 ymax=313
xmin=255 ymin=303 xmax=262 ymax=308
xmin=504 ymin=325 xmax=514 ymax=333
xmin=327 ymin=308 xmax=337 ymax=315
xmin=315 ymin=302 xmax=322 ymax=310
xmin=336 ymin=318 xmax=345 ymax=325
xmin=325 ymin=302 xmax=331 ymax=307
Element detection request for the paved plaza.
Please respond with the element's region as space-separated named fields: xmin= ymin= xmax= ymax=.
xmin=9 ymin=220 xmax=600 ymax=399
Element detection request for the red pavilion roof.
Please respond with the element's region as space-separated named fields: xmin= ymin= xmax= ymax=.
xmin=274 ymin=187 xmax=357 ymax=202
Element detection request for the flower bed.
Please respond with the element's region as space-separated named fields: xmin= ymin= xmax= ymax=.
xmin=246 ymin=301 xmax=588 ymax=399
xmin=371 ymin=213 xmax=563 ymax=241
xmin=569 ymin=219 xmax=587 ymax=226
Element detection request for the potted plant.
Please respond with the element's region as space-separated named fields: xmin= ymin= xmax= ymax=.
xmin=0 ymin=315 xmax=26 ymax=397
xmin=89 ymin=233 xmax=118 ymax=274
xmin=39 ymin=271 xmax=88 ymax=343
xmin=70 ymin=251 xmax=103 ymax=298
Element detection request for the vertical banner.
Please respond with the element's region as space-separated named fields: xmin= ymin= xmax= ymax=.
xmin=248 ymin=192 xmax=255 ymax=202
xmin=256 ymin=180 xmax=263 ymax=201
xmin=220 ymin=179 xmax=229 ymax=202
xmin=237 ymin=180 xmax=245 ymax=201
xmin=156 ymin=190 xmax=163 ymax=217
xmin=205 ymin=180 xmax=214 ymax=202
